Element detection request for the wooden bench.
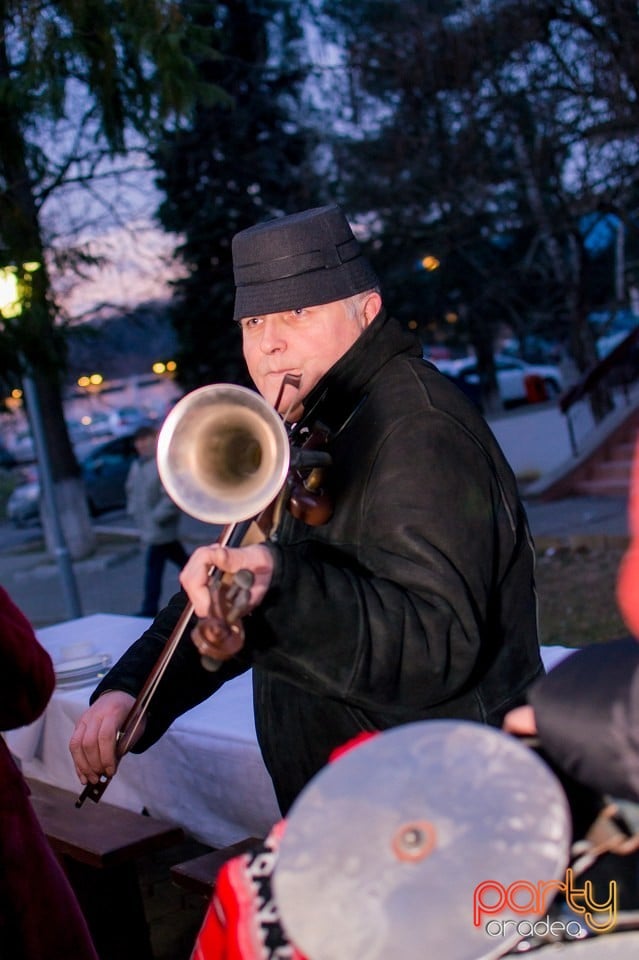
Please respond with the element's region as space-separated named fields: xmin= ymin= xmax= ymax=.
xmin=27 ymin=778 xmax=185 ymax=960
xmin=170 ymin=836 xmax=263 ymax=897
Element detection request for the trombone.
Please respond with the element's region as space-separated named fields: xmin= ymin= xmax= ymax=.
xmin=76 ymin=382 xmax=292 ymax=807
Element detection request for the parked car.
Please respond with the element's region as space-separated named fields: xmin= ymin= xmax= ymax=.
xmin=82 ymin=433 xmax=138 ymax=514
xmin=80 ymin=411 xmax=113 ymax=438
xmin=427 ymin=354 xmax=564 ymax=407
xmin=6 ymin=417 xmax=94 ymax=464
xmin=5 ymin=468 xmax=39 ymax=525
xmin=500 ymin=335 xmax=564 ymax=366
xmin=107 ymin=405 xmax=154 ymax=436
xmin=6 ymin=433 xmax=138 ymax=526
xmin=0 ymin=441 xmax=17 ymax=470
xmin=9 ymin=429 xmax=36 ymax=464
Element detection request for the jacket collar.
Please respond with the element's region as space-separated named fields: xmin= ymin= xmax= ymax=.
xmin=296 ymin=308 xmax=420 ymax=436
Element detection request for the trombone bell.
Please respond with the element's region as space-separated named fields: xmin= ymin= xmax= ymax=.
xmin=156 ymin=383 xmax=290 ymax=524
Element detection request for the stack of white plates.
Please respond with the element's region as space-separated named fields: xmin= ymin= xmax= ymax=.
xmin=55 ymin=653 xmax=112 ymax=687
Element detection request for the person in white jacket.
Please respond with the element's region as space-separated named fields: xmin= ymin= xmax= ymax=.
xmin=126 ymin=425 xmax=189 ymax=616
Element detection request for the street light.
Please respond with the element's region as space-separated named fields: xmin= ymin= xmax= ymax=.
xmin=0 ymin=262 xmax=82 ymax=618
xmin=5 ymin=387 xmax=23 ymax=411
xmin=77 ymin=372 xmax=104 ymax=390
xmin=152 ymin=359 xmax=177 ymax=377
xmin=421 ymin=255 xmax=441 ymax=272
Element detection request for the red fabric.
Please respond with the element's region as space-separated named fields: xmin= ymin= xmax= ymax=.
xmin=191 ymin=821 xmax=306 ymax=960
xmin=617 ymin=438 xmax=639 ymax=639
xmin=0 ymin=586 xmax=98 ymax=960
xmin=192 ymin=730 xmax=380 ymax=959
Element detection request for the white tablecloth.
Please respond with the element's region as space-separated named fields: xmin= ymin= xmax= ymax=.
xmin=6 ymin=614 xmax=281 ymax=848
xmin=6 ymin=613 xmax=572 ymax=847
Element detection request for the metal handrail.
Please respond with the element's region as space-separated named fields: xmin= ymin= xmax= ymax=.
xmin=559 ymin=327 xmax=639 ymax=455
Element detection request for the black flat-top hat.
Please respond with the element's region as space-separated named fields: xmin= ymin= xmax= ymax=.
xmin=232 ymin=204 xmax=379 ymax=321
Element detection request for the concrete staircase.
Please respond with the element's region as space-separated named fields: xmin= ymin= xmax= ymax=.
xmin=572 ymin=435 xmax=636 ymax=496
xmin=533 ymin=405 xmax=639 ymax=501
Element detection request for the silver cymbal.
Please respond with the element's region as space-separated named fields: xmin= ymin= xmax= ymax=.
xmin=273 ymin=720 xmax=571 ymax=960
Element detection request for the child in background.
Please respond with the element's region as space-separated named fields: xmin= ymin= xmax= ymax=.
xmin=126 ymin=424 xmax=189 ymax=616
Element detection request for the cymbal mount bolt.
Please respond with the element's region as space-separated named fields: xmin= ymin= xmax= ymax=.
xmin=392 ymin=820 xmax=436 ymax=862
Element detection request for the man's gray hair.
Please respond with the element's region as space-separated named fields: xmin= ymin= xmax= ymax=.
xmin=343 ymin=287 xmax=382 ymax=321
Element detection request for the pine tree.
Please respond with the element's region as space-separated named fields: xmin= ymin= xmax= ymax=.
xmin=154 ymin=0 xmax=324 ymax=390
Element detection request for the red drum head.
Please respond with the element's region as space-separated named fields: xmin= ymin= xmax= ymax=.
xmin=274 ymin=720 xmax=571 ymax=960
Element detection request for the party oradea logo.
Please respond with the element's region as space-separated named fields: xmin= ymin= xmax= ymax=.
xmin=473 ymin=868 xmax=617 ymax=939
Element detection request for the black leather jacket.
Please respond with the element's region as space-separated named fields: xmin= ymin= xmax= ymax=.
xmin=93 ymin=311 xmax=543 ymax=813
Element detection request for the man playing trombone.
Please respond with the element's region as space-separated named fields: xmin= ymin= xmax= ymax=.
xmin=70 ymin=204 xmax=543 ymax=816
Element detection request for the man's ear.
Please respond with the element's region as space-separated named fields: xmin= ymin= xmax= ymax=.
xmin=362 ymin=291 xmax=382 ymax=327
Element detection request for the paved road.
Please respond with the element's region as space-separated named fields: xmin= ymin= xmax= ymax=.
xmin=522 ymin=493 xmax=629 ymax=541
xmin=0 ymin=490 xmax=630 ymax=630
xmin=0 ymin=508 xmax=217 ymax=628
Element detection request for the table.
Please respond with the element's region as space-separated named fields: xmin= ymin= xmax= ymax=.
xmin=6 ymin=614 xmax=281 ymax=849
xmin=6 ymin=613 xmax=573 ymax=848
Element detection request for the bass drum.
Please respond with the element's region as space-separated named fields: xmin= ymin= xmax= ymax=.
xmin=273 ymin=720 xmax=571 ymax=960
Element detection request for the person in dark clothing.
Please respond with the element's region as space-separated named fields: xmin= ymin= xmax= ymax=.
xmin=69 ymin=204 xmax=543 ymax=816
xmin=0 ymin=585 xmax=98 ymax=960
xmin=504 ymin=436 xmax=639 ymax=803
